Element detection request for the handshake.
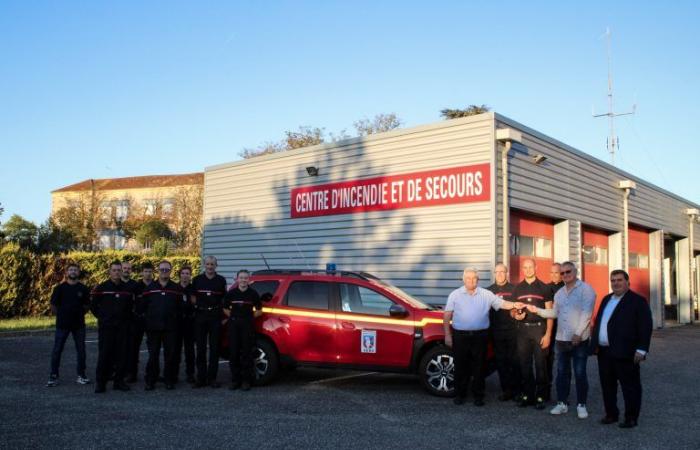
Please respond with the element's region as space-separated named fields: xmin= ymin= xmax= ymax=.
xmin=511 ymin=302 xmax=539 ymax=314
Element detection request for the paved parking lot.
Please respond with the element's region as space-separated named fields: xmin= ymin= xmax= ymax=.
xmin=1 ymin=326 xmax=699 ymax=449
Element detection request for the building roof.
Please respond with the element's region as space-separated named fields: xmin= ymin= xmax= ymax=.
xmin=52 ymin=173 xmax=204 ymax=193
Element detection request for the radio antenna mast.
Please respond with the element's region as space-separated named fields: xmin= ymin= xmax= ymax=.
xmin=593 ymin=27 xmax=636 ymax=166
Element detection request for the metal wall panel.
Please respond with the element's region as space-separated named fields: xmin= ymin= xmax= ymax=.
xmin=495 ymin=114 xmax=699 ymax=248
xmin=204 ymin=115 xmax=496 ymax=305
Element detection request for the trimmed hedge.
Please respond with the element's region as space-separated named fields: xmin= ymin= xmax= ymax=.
xmin=0 ymin=243 xmax=199 ymax=318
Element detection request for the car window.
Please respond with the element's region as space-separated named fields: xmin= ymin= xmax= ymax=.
xmin=250 ymin=280 xmax=280 ymax=302
xmin=285 ymin=281 xmax=330 ymax=310
xmin=339 ymin=284 xmax=395 ymax=317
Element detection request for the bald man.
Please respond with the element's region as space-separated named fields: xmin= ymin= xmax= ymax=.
xmin=444 ymin=268 xmax=523 ymax=406
xmin=512 ymin=258 xmax=553 ymax=410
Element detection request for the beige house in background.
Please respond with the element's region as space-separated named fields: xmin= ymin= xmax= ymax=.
xmin=51 ymin=173 xmax=204 ymax=249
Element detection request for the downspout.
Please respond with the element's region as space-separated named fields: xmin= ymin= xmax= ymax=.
xmin=622 ymin=188 xmax=630 ymax=271
xmin=618 ymin=180 xmax=636 ymax=272
xmin=502 ymin=142 xmax=511 ymax=267
xmin=686 ymin=209 xmax=698 ymax=323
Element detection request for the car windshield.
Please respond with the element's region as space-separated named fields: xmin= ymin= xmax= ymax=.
xmin=377 ymin=283 xmax=431 ymax=310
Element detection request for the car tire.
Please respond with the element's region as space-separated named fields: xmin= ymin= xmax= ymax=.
xmin=252 ymin=338 xmax=279 ymax=386
xmin=418 ymin=345 xmax=455 ymax=397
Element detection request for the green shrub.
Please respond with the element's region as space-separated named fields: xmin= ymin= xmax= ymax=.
xmin=0 ymin=245 xmax=199 ymax=318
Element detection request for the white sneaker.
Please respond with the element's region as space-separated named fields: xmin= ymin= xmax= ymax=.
xmin=76 ymin=376 xmax=91 ymax=385
xmin=550 ymin=402 xmax=568 ymax=415
xmin=46 ymin=376 xmax=58 ymax=387
xmin=576 ymin=404 xmax=589 ymax=419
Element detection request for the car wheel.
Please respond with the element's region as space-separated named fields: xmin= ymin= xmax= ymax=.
xmin=418 ymin=345 xmax=455 ymax=397
xmin=252 ymin=338 xmax=279 ymax=386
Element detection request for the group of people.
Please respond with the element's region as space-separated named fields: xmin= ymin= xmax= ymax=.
xmin=47 ymin=256 xmax=261 ymax=393
xmin=444 ymin=258 xmax=653 ymax=429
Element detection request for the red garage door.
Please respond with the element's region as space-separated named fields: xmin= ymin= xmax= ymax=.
xmin=628 ymin=228 xmax=650 ymax=301
xmin=510 ymin=212 xmax=554 ymax=283
xmin=582 ymin=228 xmax=610 ymax=298
xmin=582 ymin=227 xmax=609 ymax=324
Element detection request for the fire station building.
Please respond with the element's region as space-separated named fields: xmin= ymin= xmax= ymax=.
xmin=203 ymin=113 xmax=700 ymax=329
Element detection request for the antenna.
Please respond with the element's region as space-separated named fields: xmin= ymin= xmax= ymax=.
xmin=294 ymin=241 xmax=312 ymax=270
xmin=593 ymin=27 xmax=636 ymax=165
xmin=260 ymin=253 xmax=271 ymax=270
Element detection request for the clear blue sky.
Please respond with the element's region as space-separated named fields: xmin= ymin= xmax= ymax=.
xmin=1 ymin=1 xmax=698 ymax=224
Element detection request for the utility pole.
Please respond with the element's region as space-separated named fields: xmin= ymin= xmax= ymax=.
xmin=593 ymin=27 xmax=636 ymax=165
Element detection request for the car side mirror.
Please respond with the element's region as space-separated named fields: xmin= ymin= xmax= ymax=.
xmin=389 ymin=304 xmax=408 ymax=318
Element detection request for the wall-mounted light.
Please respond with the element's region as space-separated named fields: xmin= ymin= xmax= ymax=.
xmin=306 ymin=166 xmax=319 ymax=176
xmin=532 ymin=154 xmax=547 ymax=165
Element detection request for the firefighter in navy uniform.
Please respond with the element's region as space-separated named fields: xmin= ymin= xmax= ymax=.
xmin=191 ymin=256 xmax=227 ymax=388
xmin=176 ymin=266 xmax=196 ymax=384
xmin=512 ymin=258 xmax=553 ymax=409
xmin=90 ymin=261 xmax=134 ymax=393
xmin=487 ymin=263 xmax=520 ymax=401
xmin=125 ymin=262 xmax=154 ymax=383
xmin=118 ymin=261 xmax=140 ymax=383
xmin=224 ymin=269 xmax=262 ymax=391
xmin=546 ymin=263 xmax=565 ymax=401
xmin=140 ymin=260 xmax=182 ymax=390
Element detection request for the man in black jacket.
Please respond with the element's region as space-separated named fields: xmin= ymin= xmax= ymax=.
xmin=590 ymin=269 xmax=652 ymax=429
xmin=224 ymin=269 xmax=261 ymax=391
xmin=47 ymin=263 xmax=91 ymax=387
xmin=487 ymin=263 xmax=519 ymax=401
xmin=191 ymin=256 xmax=227 ymax=388
xmin=91 ymin=261 xmax=134 ymax=393
xmin=141 ymin=260 xmax=182 ymax=390
xmin=125 ymin=262 xmax=153 ymax=383
xmin=176 ymin=266 xmax=196 ymax=384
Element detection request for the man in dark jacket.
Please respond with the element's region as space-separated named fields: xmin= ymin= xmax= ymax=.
xmin=47 ymin=263 xmax=91 ymax=387
xmin=176 ymin=266 xmax=196 ymax=384
xmin=487 ymin=263 xmax=519 ymax=401
xmin=125 ymin=262 xmax=153 ymax=383
xmin=191 ymin=256 xmax=227 ymax=388
xmin=141 ymin=260 xmax=182 ymax=390
xmin=91 ymin=261 xmax=134 ymax=393
xmin=590 ymin=269 xmax=652 ymax=429
xmin=224 ymin=269 xmax=261 ymax=391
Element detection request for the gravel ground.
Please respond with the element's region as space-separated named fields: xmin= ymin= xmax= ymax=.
xmin=1 ymin=326 xmax=699 ymax=449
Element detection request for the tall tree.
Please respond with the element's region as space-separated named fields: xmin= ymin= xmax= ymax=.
xmin=134 ymin=219 xmax=172 ymax=249
xmin=2 ymin=214 xmax=38 ymax=250
xmin=353 ymin=113 xmax=402 ymax=136
xmin=36 ymin=218 xmax=77 ymax=253
xmin=240 ymin=114 xmax=403 ymax=159
xmin=440 ymin=104 xmax=491 ymax=120
xmin=52 ymin=190 xmax=104 ymax=251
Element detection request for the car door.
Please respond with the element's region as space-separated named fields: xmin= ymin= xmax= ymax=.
xmin=273 ymin=279 xmax=336 ymax=364
xmin=334 ymin=282 xmax=414 ymax=368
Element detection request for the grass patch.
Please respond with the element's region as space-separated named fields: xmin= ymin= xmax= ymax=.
xmin=0 ymin=314 xmax=97 ymax=332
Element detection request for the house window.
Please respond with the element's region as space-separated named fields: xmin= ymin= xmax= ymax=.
xmin=163 ymin=198 xmax=175 ymax=215
xmin=144 ymin=199 xmax=157 ymax=216
xmin=115 ymin=200 xmax=129 ymax=221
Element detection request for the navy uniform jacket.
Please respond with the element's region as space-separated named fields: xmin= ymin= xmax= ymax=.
xmin=589 ymin=289 xmax=653 ymax=359
xmin=141 ymin=280 xmax=183 ymax=331
xmin=91 ymin=280 xmax=135 ymax=329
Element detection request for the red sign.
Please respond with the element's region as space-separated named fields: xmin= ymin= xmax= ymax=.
xmin=291 ymin=163 xmax=491 ymax=218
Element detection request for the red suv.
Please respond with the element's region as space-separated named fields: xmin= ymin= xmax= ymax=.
xmin=223 ymin=269 xmax=460 ymax=396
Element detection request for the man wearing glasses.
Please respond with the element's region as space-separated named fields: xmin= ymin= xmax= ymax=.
xmin=545 ymin=262 xmax=565 ymax=401
xmin=526 ymin=261 xmax=595 ymax=419
xmin=140 ymin=260 xmax=182 ymax=391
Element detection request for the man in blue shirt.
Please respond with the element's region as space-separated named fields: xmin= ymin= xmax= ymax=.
xmin=443 ymin=268 xmax=523 ymax=406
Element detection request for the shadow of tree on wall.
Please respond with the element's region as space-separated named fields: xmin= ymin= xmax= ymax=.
xmin=204 ymin=138 xmax=485 ymax=305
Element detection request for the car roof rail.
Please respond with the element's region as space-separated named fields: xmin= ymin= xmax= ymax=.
xmin=251 ymin=269 xmax=381 ymax=281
